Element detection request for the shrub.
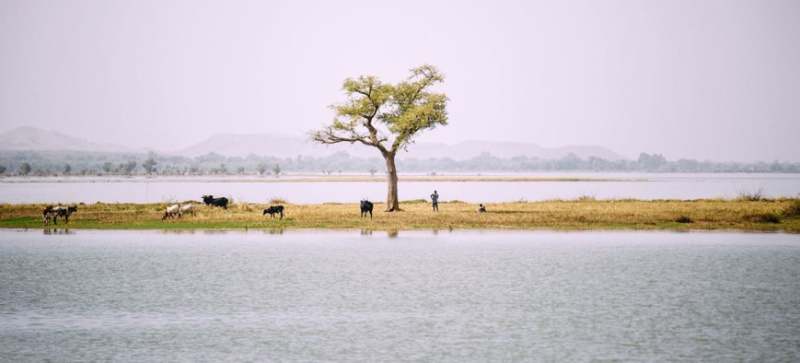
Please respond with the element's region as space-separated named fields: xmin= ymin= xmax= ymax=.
xmin=269 ymin=198 xmax=287 ymax=204
xmin=782 ymin=200 xmax=800 ymax=217
xmin=744 ymin=213 xmax=781 ymax=224
xmin=576 ymin=195 xmax=596 ymax=202
xmin=737 ymin=189 xmax=764 ymax=201
xmin=675 ymin=215 xmax=693 ymax=224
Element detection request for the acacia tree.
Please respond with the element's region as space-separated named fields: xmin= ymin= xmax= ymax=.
xmin=311 ymin=65 xmax=448 ymax=211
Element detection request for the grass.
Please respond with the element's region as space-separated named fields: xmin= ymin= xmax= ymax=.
xmin=2 ymin=198 xmax=800 ymax=232
xmin=783 ymin=199 xmax=800 ymax=217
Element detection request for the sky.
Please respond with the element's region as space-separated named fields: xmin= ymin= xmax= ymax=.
xmin=0 ymin=0 xmax=798 ymax=162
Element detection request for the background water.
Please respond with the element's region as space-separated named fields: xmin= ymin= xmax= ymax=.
xmin=1 ymin=230 xmax=799 ymax=361
xmin=1 ymin=173 xmax=799 ymax=203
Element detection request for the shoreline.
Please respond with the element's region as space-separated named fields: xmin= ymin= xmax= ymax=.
xmin=2 ymin=199 xmax=798 ymax=233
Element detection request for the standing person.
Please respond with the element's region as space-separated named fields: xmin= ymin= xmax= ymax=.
xmin=430 ymin=190 xmax=439 ymax=212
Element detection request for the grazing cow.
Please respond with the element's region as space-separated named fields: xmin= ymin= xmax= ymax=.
xmin=44 ymin=205 xmax=78 ymax=224
xmin=478 ymin=204 xmax=487 ymax=213
xmin=179 ymin=203 xmax=195 ymax=217
xmin=263 ymin=205 xmax=285 ymax=219
xmin=360 ymin=200 xmax=373 ymax=219
xmin=162 ymin=204 xmax=180 ymax=220
xmin=202 ymin=195 xmax=229 ymax=209
xmin=42 ymin=205 xmax=57 ymax=224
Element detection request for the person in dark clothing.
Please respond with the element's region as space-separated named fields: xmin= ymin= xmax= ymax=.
xmin=430 ymin=190 xmax=439 ymax=212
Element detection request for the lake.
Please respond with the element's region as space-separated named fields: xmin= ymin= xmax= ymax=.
xmin=1 ymin=230 xmax=798 ymax=361
xmin=1 ymin=173 xmax=799 ymax=204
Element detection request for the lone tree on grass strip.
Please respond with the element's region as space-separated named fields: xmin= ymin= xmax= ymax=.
xmin=311 ymin=65 xmax=449 ymax=211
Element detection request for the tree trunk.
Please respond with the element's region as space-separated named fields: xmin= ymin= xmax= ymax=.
xmin=384 ymin=153 xmax=401 ymax=211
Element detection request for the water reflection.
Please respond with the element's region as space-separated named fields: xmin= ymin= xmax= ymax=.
xmin=160 ymin=229 xmax=198 ymax=235
xmin=264 ymin=228 xmax=285 ymax=235
xmin=35 ymin=227 xmax=465 ymax=237
xmin=42 ymin=228 xmax=73 ymax=235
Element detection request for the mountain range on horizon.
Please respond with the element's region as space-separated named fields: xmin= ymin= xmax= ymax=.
xmin=0 ymin=126 xmax=629 ymax=161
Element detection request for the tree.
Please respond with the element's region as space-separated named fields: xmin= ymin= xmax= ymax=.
xmin=0 ymin=165 xmax=6 ymax=174
xmin=102 ymin=162 xmax=114 ymax=174
xmin=237 ymin=166 xmax=246 ymax=175
xmin=63 ymin=164 xmax=72 ymax=175
xmin=272 ymin=164 xmax=281 ymax=177
xmin=19 ymin=162 xmax=32 ymax=176
xmin=368 ymin=167 xmax=377 ymax=176
xmin=311 ymin=65 xmax=448 ymax=211
xmin=256 ymin=163 xmax=268 ymax=175
xmin=142 ymin=155 xmax=158 ymax=174
xmin=123 ymin=161 xmax=137 ymax=175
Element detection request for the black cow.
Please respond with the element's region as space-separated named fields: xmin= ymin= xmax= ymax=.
xmin=360 ymin=200 xmax=373 ymax=219
xmin=202 ymin=195 xmax=229 ymax=209
xmin=263 ymin=205 xmax=284 ymax=219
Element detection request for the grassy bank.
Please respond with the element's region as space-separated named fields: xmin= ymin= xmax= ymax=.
xmin=1 ymin=199 xmax=799 ymax=232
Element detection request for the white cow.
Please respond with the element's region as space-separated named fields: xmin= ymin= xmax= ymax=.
xmin=162 ymin=204 xmax=180 ymax=220
xmin=179 ymin=203 xmax=195 ymax=217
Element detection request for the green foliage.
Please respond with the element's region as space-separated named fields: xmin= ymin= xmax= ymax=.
xmin=142 ymin=157 xmax=157 ymax=174
xmin=312 ymin=65 xmax=449 ymax=155
xmin=18 ymin=162 xmax=31 ymax=175
xmin=122 ymin=161 xmax=137 ymax=175
xmin=3 ymin=148 xmax=800 ymax=176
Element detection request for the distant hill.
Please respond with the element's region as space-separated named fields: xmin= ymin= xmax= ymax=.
xmin=0 ymin=127 xmax=132 ymax=153
xmin=0 ymin=127 xmax=625 ymax=161
xmin=406 ymin=140 xmax=624 ymax=161
xmin=175 ymin=133 xmax=625 ymax=160
xmin=173 ymin=133 xmax=349 ymax=158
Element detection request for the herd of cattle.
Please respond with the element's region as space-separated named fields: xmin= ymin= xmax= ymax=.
xmin=41 ymin=194 xmax=376 ymax=224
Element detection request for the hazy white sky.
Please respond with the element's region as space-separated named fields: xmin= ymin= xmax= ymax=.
xmin=1 ymin=0 xmax=798 ymax=161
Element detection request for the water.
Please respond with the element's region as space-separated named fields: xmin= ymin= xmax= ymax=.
xmin=1 ymin=229 xmax=799 ymax=361
xmin=1 ymin=173 xmax=799 ymax=203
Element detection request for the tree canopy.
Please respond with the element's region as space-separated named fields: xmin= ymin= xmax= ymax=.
xmin=312 ymin=64 xmax=448 ymax=157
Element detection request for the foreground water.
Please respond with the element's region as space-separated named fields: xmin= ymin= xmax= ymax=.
xmin=1 ymin=173 xmax=799 ymax=203
xmin=1 ymin=230 xmax=799 ymax=361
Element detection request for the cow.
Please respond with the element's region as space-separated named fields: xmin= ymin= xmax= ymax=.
xmin=360 ymin=200 xmax=373 ymax=219
xmin=44 ymin=205 xmax=77 ymax=224
xmin=263 ymin=205 xmax=284 ymax=219
xmin=162 ymin=204 xmax=180 ymax=220
xmin=202 ymin=195 xmax=229 ymax=209
xmin=179 ymin=203 xmax=196 ymax=217
xmin=42 ymin=205 xmax=57 ymax=224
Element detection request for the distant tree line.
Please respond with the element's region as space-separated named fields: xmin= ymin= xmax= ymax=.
xmin=0 ymin=150 xmax=798 ymax=176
